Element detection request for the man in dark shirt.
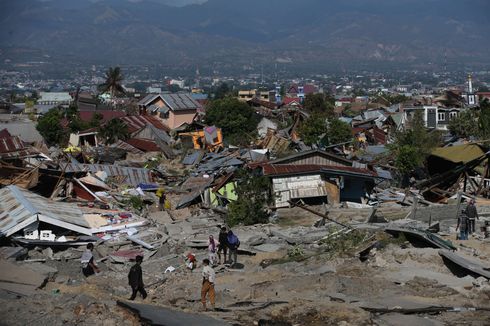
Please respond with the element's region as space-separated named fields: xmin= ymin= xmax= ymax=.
xmin=217 ymin=227 xmax=228 ymax=264
xmin=456 ymin=210 xmax=470 ymax=240
xmin=128 ymin=255 xmax=147 ymax=300
xmin=465 ymin=199 xmax=479 ymax=234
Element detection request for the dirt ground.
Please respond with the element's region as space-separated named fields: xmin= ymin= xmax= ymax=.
xmin=1 ymin=211 xmax=490 ymax=326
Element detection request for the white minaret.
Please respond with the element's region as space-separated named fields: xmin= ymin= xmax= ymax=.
xmin=468 ymin=74 xmax=476 ymax=106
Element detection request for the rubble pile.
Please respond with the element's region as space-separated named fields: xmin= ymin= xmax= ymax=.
xmin=1 ymin=118 xmax=490 ymax=325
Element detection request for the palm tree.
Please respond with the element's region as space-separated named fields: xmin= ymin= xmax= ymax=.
xmin=98 ymin=118 xmax=129 ymax=144
xmin=98 ymin=66 xmax=125 ymax=100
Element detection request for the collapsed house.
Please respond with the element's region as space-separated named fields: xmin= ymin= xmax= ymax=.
xmin=420 ymin=143 xmax=489 ymax=201
xmin=259 ymin=150 xmax=380 ymax=208
xmin=0 ymin=185 xmax=93 ymax=238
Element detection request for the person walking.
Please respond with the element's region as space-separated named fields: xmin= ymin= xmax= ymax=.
xmin=465 ymin=199 xmax=479 ymax=234
xmin=128 ymin=255 xmax=147 ymax=300
xmin=227 ymin=230 xmax=240 ymax=266
xmin=217 ymin=227 xmax=228 ymax=264
xmin=201 ymin=259 xmax=216 ymax=311
xmin=81 ymin=243 xmax=100 ymax=277
xmin=207 ymin=235 xmax=219 ymax=266
xmin=456 ymin=210 xmax=470 ymax=240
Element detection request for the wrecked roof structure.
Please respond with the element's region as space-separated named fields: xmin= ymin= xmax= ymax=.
xmin=60 ymin=162 xmax=152 ymax=186
xmin=420 ymin=143 xmax=489 ymax=200
xmin=0 ymin=185 xmax=92 ymax=237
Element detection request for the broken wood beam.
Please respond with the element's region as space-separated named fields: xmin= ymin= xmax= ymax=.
xmin=288 ymin=200 xmax=350 ymax=229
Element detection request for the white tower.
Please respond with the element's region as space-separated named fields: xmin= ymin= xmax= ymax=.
xmin=467 ymin=74 xmax=476 ymax=106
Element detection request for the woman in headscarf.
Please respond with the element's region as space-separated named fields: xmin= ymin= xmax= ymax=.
xmin=207 ymin=235 xmax=219 ymax=266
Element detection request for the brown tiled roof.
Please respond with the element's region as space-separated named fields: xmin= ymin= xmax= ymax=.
xmin=0 ymin=135 xmax=25 ymax=153
xmin=79 ymin=110 xmax=126 ymax=122
xmin=125 ymin=138 xmax=160 ymax=152
xmin=262 ymin=164 xmax=377 ymax=177
xmin=120 ymin=115 xmax=170 ymax=133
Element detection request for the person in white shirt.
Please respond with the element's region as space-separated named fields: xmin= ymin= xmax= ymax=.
xmin=201 ymin=258 xmax=216 ymax=310
xmin=207 ymin=235 xmax=219 ymax=266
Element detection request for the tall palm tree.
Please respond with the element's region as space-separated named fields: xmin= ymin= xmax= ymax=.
xmin=98 ymin=66 xmax=125 ymax=100
xmin=98 ymin=118 xmax=129 ymax=145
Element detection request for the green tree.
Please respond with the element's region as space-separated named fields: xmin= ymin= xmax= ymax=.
xmin=298 ymin=113 xmax=327 ymax=146
xmin=479 ymin=99 xmax=490 ymax=139
xmin=214 ymin=83 xmax=231 ymax=99
xmin=389 ymin=110 xmax=441 ymax=175
xmin=325 ymin=119 xmax=353 ymax=145
xmin=205 ymin=97 xmax=258 ymax=144
xmin=299 ymin=114 xmax=352 ymax=146
xmin=89 ymin=112 xmax=103 ymax=128
xmin=36 ymin=108 xmax=66 ymax=145
xmin=168 ymin=84 xmax=182 ymax=93
xmin=394 ymin=145 xmax=424 ymax=175
xmin=448 ymin=110 xmax=479 ymax=139
xmin=24 ymin=99 xmax=35 ymax=112
xmin=304 ymin=93 xmax=334 ymax=116
xmin=227 ymin=169 xmax=270 ymax=226
xmin=98 ymin=66 xmax=125 ymax=99
xmin=98 ymin=118 xmax=129 ymax=144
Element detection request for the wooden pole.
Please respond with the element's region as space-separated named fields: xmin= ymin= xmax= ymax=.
xmin=455 ymin=191 xmax=463 ymax=221
xmin=411 ymin=195 xmax=419 ymax=220
xmin=477 ymin=163 xmax=489 ymax=196
xmin=288 ymin=200 xmax=350 ymax=229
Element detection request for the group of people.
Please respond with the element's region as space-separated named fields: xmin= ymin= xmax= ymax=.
xmin=456 ymin=199 xmax=479 ymax=240
xmin=80 ymin=226 xmax=241 ymax=310
xmin=208 ymin=227 xmax=240 ymax=266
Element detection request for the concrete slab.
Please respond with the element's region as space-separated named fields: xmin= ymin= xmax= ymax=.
xmin=0 ymin=260 xmax=47 ymax=296
xmin=149 ymin=211 xmax=174 ymax=225
xmin=253 ymin=243 xmax=284 ymax=253
xmin=376 ymin=314 xmax=444 ymax=326
xmin=117 ymin=301 xmax=230 ymax=326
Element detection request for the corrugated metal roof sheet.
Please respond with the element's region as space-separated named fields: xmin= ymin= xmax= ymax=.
xmin=121 ymin=115 xmax=170 ymax=133
xmin=126 ymin=138 xmax=161 ymax=152
xmin=431 ymin=144 xmax=485 ymax=164
xmin=161 ymin=93 xmax=201 ymax=112
xmin=0 ymin=185 xmax=89 ymax=237
xmin=182 ymin=151 xmax=203 ymax=166
xmin=60 ymin=163 xmax=152 ymax=186
xmin=0 ymin=121 xmax=44 ymax=143
xmin=137 ymin=94 xmax=160 ymax=106
xmin=0 ymin=135 xmax=25 ymax=153
xmin=112 ymin=140 xmax=144 ymax=154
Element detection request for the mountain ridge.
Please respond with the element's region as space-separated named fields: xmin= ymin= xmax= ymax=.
xmin=1 ymin=0 xmax=489 ymax=72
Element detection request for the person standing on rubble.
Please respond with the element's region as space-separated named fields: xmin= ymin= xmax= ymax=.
xmin=128 ymin=255 xmax=147 ymax=300
xmin=81 ymin=243 xmax=100 ymax=277
xmin=201 ymin=258 xmax=216 ymax=311
xmin=227 ymin=230 xmax=240 ymax=266
xmin=217 ymin=226 xmax=228 ymax=264
xmin=456 ymin=209 xmax=470 ymax=240
xmin=208 ymin=235 xmax=219 ymax=266
xmin=157 ymin=188 xmax=166 ymax=211
xmin=465 ymin=199 xmax=479 ymax=235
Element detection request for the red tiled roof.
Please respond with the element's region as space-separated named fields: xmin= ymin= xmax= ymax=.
xmin=248 ymin=98 xmax=277 ymax=110
xmin=121 ymin=115 xmax=170 ymax=133
xmin=372 ymin=126 xmax=386 ymax=144
xmin=125 ymin=138 xmax=160 ymax=152
xmin=0 ymin=135 xmax=25 ymax=153
xmin=283 ymin=97 xmax=301 ymax=105
xmin=303 ymin=84 xmax=317 ymax=95
xmin=0 ymin=129 xmax=12 ymax=138
xmin=262 ymin=164 xmax=377 ymax=177
xmin=79 ymin=110 xmax=126 ymax=122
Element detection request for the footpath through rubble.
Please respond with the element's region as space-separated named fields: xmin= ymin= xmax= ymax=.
xmin=1 ymin=201 xmax=490 ymax=325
